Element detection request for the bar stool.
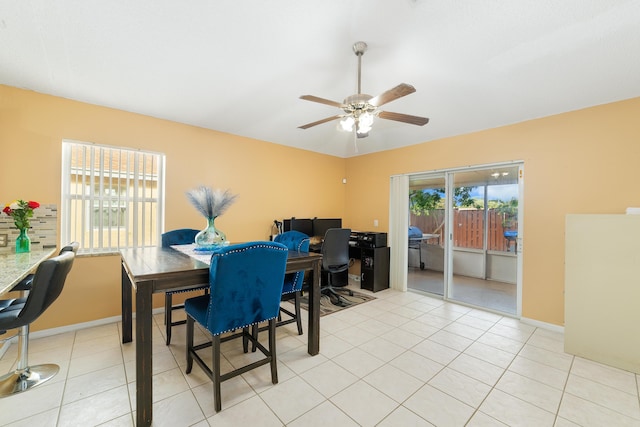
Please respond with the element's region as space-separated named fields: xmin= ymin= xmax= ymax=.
xmin=0 ymin=251 xmax=75 ymax=397
xmin=9 ymin=242 xmax=79 ymax=293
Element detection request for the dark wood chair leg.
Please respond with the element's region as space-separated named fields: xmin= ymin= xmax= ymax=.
xmin=165 ymin=293 xmax=172 ymax=345
xmin=250 ymin=324 xmax=259 ymax=352
xmin=213 ymin=335 xmax=222 ymax=412
xmin=269 ymin=319 xmax=278 ymax=384
xmin=164 ymin=293 xmax=170 ymax=326
xmin=185 ymin=316 xmax=194 ymax=373
xmin=294 ymin=292 xmax=303 ymax=335
xmin=242 ymin=327 xmax=249 ymax=353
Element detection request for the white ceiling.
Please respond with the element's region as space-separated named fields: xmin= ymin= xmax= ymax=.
xmin=2 ymin=1 xmax=639 ymax=158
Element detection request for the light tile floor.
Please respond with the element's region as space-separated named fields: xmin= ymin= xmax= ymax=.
xmin=1 ymin=288 xmax=639 ymax=426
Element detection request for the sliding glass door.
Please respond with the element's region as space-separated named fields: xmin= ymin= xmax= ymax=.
xmin=407 ymin=173 xmax=447 ymax=296
xmin=448 ymin=165 xmax=519 ymax=315
xmin=406 ymin=163 xmax=522 ymax=316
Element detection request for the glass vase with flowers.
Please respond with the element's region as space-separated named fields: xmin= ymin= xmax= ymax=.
xmin=3 ymin=199 xmax=40 ymax=253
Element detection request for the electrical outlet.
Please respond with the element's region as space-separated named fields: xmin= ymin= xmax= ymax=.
xmin=0 ymin=234 xmax=7 ymax=247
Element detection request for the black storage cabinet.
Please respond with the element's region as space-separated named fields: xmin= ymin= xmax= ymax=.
xmin=360 ymin=247 xmax=390 ymax=292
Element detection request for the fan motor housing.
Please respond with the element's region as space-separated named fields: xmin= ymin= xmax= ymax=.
xmin=342 ymin=93 xmax=375 ymax=113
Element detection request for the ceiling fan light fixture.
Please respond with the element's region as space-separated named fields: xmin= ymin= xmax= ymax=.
xmin=358 ymin=112 xmax=374 ymax=133
xmin=340 ymin=116 xmax=355 ymax=132
xmin=356 ymin=124 xmax=371 ymax=135
xmin=340 ymin=113 xmax=374 ymax=135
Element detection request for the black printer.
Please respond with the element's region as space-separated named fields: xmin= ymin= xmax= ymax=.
xmin=356 ymin=232 xmax=387 ymax=248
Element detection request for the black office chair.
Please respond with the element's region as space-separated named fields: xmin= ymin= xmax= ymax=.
xmin=0 ymin=251 xmax=75 ymax=397
xmin=9 ymin=242 xmax=79 ymax=293
xmin=162 ymin=229 xmax=209 ymax=345
xmin=320 ymin=228 xmax=353 ymax=305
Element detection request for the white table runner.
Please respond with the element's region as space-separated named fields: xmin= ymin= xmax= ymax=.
xmin=170 ymin=243 xmax=215 ymax=265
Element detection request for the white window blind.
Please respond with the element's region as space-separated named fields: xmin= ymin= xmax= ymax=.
xmin=389 ymin=174 xmax=409 ymax=291
xmin=61 ymin=141 xmax=165 ymax=254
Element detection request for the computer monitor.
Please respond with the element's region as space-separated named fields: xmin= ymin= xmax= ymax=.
xmin=312 ymin=218 xmax=342 ymax=238
xmin=283 ymin=218 xmax=314 ymax=237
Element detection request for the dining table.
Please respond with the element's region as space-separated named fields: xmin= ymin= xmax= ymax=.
xmin=120 ymin=244 xmax=323 ymax=427
xmin=0 ymin=248 xmax=57 ymax=297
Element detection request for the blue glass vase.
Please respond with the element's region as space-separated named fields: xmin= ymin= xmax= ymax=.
xmin=16 ymin=228 xmax=31 ymax=253
xmin=195 ymin=217 xmax=227 ymax=249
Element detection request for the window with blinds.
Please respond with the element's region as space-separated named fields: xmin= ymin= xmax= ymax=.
xmin=61 ymin=141 xmax=165 ymax=254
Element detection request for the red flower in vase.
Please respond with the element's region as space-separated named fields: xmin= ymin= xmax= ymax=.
xmin=3 ymin=199 xmax=40 ymax=230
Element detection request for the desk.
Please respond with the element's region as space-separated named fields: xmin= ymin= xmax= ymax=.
xmin=0 ymin=249 xmax=57 ymax=296
xmin=120 ymin=246 xmax=322 ymax=427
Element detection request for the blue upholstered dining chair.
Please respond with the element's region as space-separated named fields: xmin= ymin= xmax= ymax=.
xmin=274 ymin=231 xmax=310 ymax=335
xmin=161 ymin=229 xmax=209 ymax=345
xmin=184 ymin=241 xmax=288 ymax=412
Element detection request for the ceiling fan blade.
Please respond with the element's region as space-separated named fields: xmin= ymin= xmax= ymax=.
xmin=378 ymin=111 xmax=430 ymax=126
xmin=298 ymin=115 xmax=343 ymax=129
xmin=299 ymin=95 xmax=345 ymax=109
xmin=368 ymin=83 xmax=416 ymax=107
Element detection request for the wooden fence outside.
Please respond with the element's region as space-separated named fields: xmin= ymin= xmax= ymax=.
xmin=410 ymin=209 xmax=517 ymax=252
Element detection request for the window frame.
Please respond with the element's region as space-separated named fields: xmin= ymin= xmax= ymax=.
xmin=61 ymin=140 xmax=165 ymax=254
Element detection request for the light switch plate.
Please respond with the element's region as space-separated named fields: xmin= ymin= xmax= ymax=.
xmin=0 ymin=234 xmax=7 ymax=247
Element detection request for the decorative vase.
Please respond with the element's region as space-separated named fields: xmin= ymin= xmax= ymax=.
xmin=195 ymin=217 xmax=227 ymax=248
xmin=16 ymin=228 xmax=31 ymax=253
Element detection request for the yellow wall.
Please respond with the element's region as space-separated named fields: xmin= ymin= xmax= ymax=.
xmin=0 ymin=85 xmax=346 ymax=330
xmin=3 ymin=84 xmax=639 ymax=329
xmin=345 ymin=97 xmax=640 ymax=325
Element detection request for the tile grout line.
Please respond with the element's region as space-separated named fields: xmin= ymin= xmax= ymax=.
xmin=4 ymin=290 xmax=638 ymax=426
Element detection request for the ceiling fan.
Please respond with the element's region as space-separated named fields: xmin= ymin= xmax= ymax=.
xmin=298 ymin=41 xmax=429 ymax=138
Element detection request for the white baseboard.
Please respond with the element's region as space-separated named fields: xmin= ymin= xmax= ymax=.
xmin=0 ymin=307 xmax=166 ymax=355
xmin=520 ymin=316 xmax=564 ymax=334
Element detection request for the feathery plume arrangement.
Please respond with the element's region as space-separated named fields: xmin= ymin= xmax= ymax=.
xmin=186 ymin=186 xmax=237 ymax=219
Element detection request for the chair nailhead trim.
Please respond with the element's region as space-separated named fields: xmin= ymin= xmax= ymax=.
xmin=215 ymin=243 xmax=287 ymax=258
xmin=205 ymin=316 xmax=278 ymax=336
xmin=297 ymin=238 xmax=310 ymax=252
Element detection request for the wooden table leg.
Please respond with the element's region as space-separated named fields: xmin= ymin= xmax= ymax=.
xmin=136 ymin=281 xmax=153 ymax=426
xmin=121 ymin=263 xmax=132 ymax=344
xmin=307 ymin=259 xmax=321 ymax=356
